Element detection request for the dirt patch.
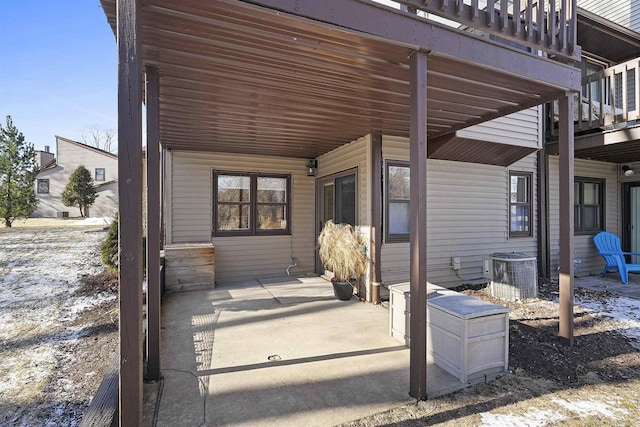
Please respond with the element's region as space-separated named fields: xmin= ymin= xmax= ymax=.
xmin=0 ymin=227 xmax=119 ymax=426
xmin=342 ymin=280 xmax=640 ymax=426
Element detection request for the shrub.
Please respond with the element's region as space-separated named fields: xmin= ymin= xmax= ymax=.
xmin=100 ymin=214 xmax=147 ymax=275
xmin=101 ymin=214 xmax=119 ymax=273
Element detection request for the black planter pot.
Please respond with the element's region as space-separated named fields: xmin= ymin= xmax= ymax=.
xmin=332 ymin=280 xmax=354 ymax=301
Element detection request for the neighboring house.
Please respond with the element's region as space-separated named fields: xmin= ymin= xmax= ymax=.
xmin=33 ymin=136 xmax=118 ymax=218
xmin=544 ymin=2 xmax=640 ymax=278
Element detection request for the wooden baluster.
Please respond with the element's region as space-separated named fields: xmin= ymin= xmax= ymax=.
xmin=587 ymin=77 xmax=593 ymax=127
xmin=607 ymin=71 xmax=615 ymax=126
xmin=622 ymin=66 xmax=628 ymax=121
xmin=558 ymin=0 xmax=567 ymax=51
xmin=501 ymin=0 xmax=508 ymax=32
xmin=456 ymin=0 xmax=463 ymax=16
xmin=537 ymin=0 xmax=545 ymax=45
xmin=471 ymin=0 xmax=479 ymax=21
xmin=569 ymin=0 xmax=577 ymax=54
xmin=487 ymin=0 xmax=495 ymax=27
xmin=635 ymin=61 xmax=640 ymax=120
xmin=549 ymin=0 xmax=556 ymax=50
xmin=526 ymin=0 xmax=533 ymax=40
xmin=514 ymin=0 xmax=521 ymax=36
xmin=600 ymin=74 xmax=605 ymax=127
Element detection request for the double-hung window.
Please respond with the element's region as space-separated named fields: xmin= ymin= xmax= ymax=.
xmin=509 ymin=171 xmax=532 ymax=237
xmin=575 ymin=177 xmax=604 ymax=234
xmin=386 ymin=161 xmax=410 ymax=243
xmin=213 ymin=171 xmax=291 ymax=236
xmin=95 ymin=168 xmax=106 ymax=181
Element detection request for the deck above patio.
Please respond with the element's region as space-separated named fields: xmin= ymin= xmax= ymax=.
xmin=100 ymin=0 xmax=581 ymax=165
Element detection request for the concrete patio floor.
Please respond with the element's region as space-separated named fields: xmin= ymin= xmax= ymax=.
xmin=144 ymin=276 xmax=467 ymax=426
xmin=575 ymin=272 xmax=640 ymax=300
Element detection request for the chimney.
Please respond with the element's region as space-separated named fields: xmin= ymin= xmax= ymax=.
xmin=44 ymin=145 xmax=50 ymax=153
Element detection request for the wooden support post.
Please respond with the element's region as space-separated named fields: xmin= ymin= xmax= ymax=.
xmin=146 ymin=65 xmax=161 ymax=381
xmin=409 ymin=50 xmax=428 ymax=400
xmin=117 ymin=0 xmax=143 ymax=424
xmin=370 ymin=131 xmax=382 ymax=304
xmin=558 ymin=93 xmax=575 ymax=346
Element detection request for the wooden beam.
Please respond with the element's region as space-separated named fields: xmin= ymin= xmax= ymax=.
xmin=537 ymin=144 xmax=550 ymax=280
xmin=558 ymin=94 xmax=575 ymax=345
xmin=146 ymin=65 xmax=162 ymax=381
xmin=243 ymin=0 xmax=581 ymax=91
xmin=409 ymin=50 xmax=428 ymax=400
xmin=117 ymin=0 xmax=144 ymax=424
xmin=370 ymin=131 xmax=382 ymax=304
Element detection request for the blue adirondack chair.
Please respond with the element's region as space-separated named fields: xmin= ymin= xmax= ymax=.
xmin=593 ymin=231 xmax=640 ymax=284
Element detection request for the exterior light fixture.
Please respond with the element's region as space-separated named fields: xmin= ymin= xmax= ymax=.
xmin=622 ymin=165 xmax=635 ymax=177
xmin=307 ymin=159 xmax=318 ymax=177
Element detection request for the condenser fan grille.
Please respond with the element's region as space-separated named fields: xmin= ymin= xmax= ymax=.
xmin=486 ymin=252 xmax=537 ymax=301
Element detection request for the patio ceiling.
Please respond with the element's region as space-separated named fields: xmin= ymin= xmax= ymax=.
xmin=101 ymin=0 xmax=580 ymax=161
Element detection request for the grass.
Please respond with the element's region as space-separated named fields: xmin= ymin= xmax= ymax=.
xmin=0 ymin=218 xmax=78 ymax=229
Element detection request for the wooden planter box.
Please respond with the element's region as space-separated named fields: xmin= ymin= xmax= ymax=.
xmin=389 ymin=283 xmax=509 ymax=384
xmin=163 ymin=243 xmax=215 ymax=293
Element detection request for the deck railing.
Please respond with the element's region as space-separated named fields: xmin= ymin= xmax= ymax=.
xmin=394 ymin=0 xmax=579 ymax=60
xmin=546 ymin=57 xmax=640 ymax=138
xmin=577 ymin=58 xmax=640 ymax=131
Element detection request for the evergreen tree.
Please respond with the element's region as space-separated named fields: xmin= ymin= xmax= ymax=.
xmin=0 ymin=116 xmax=38 ymax=227
xmin=101 ymin=213 xmax=119 ymax=273
xmin=62 ymin=165 xmax=97 ymax=217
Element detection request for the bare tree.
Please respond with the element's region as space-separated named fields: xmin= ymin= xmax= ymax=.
xmin=82 ymin=125 xmax=117 ymax=153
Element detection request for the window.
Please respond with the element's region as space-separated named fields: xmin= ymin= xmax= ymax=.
xmin=509 ymin=172 xmax=532 ymax=237
xmin=95 ymin=168 xmax=105 ymax=181
xmin=213 ymin=171 xmax=290 ymax=236
xmin=386 ymin=161 xmax=410 ymax=243
xmin=37 ymin=179 xmax=49 ymax=194
xmin=575 ymin=177 xmax=604 ymax=234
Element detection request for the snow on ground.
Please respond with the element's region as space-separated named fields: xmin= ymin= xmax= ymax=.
xmin=478 ymin=290 xmax=639 ymax=426
xmin=0 ymin=227 xmax=116 ymax=426
xmin=480 ymin=408 xmax=565 ymax=427
xmin=575 ymin=292 xmax=640 ymax=349
xmin=480 ymin=398 xmax=628 ymax=427
xmin=71 ymin=216 xmax=113 ymax=226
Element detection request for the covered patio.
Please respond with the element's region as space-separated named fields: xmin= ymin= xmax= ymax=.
xmin=101 ymin=0 xmax=583 ymax=424
xmin=145 ymin=276 xmax=467 ymax=426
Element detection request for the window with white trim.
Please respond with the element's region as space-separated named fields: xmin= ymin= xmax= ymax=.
xmin=509 ymin=171 xmax=532 ymax=237
xmin=386 ymin=161 xmax=410 ymax=243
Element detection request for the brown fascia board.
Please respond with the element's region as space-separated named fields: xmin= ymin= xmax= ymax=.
xmin=41 ymin=158 xmax=57 ymax=171
xmin=55 ymin=135 xmax=118 ymax=160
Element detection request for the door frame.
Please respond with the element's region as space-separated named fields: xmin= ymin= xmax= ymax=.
xmin=621 ymin=181 xmax=640 ymax=253
xmin=314 ymin=167 xmax=359 ymax=273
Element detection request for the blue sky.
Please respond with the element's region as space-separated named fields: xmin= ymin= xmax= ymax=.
xmin=0 ymin=1 xmax=116 ymax=152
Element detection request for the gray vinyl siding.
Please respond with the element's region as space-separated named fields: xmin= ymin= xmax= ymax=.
xmin=33 ymin=137 xmax=118 ymax=218
xmin=381 ymin=136 xmax=539 ymax=287
xmin=458 ymin=107 xmax=541 ymax=149
xmin=169 ymin=151 xmax=315 ymax=284
xmin=548 ymin=157 xmax=619 ymax=276
xmin=317 ymin=135 xmax=370 ymax=226
xmin=578 ymin=0 xmax=640 ymax=33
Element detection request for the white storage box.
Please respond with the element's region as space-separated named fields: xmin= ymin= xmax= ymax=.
xmin=389 ymin=283 xmax=509 ymax=384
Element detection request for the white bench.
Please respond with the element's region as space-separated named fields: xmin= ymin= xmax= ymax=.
xmin=389 ymin=283 xmax=509 ymax=384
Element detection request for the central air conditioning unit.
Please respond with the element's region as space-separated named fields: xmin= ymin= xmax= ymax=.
xmin=482 ymin=252 xmax=537 ymax=301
